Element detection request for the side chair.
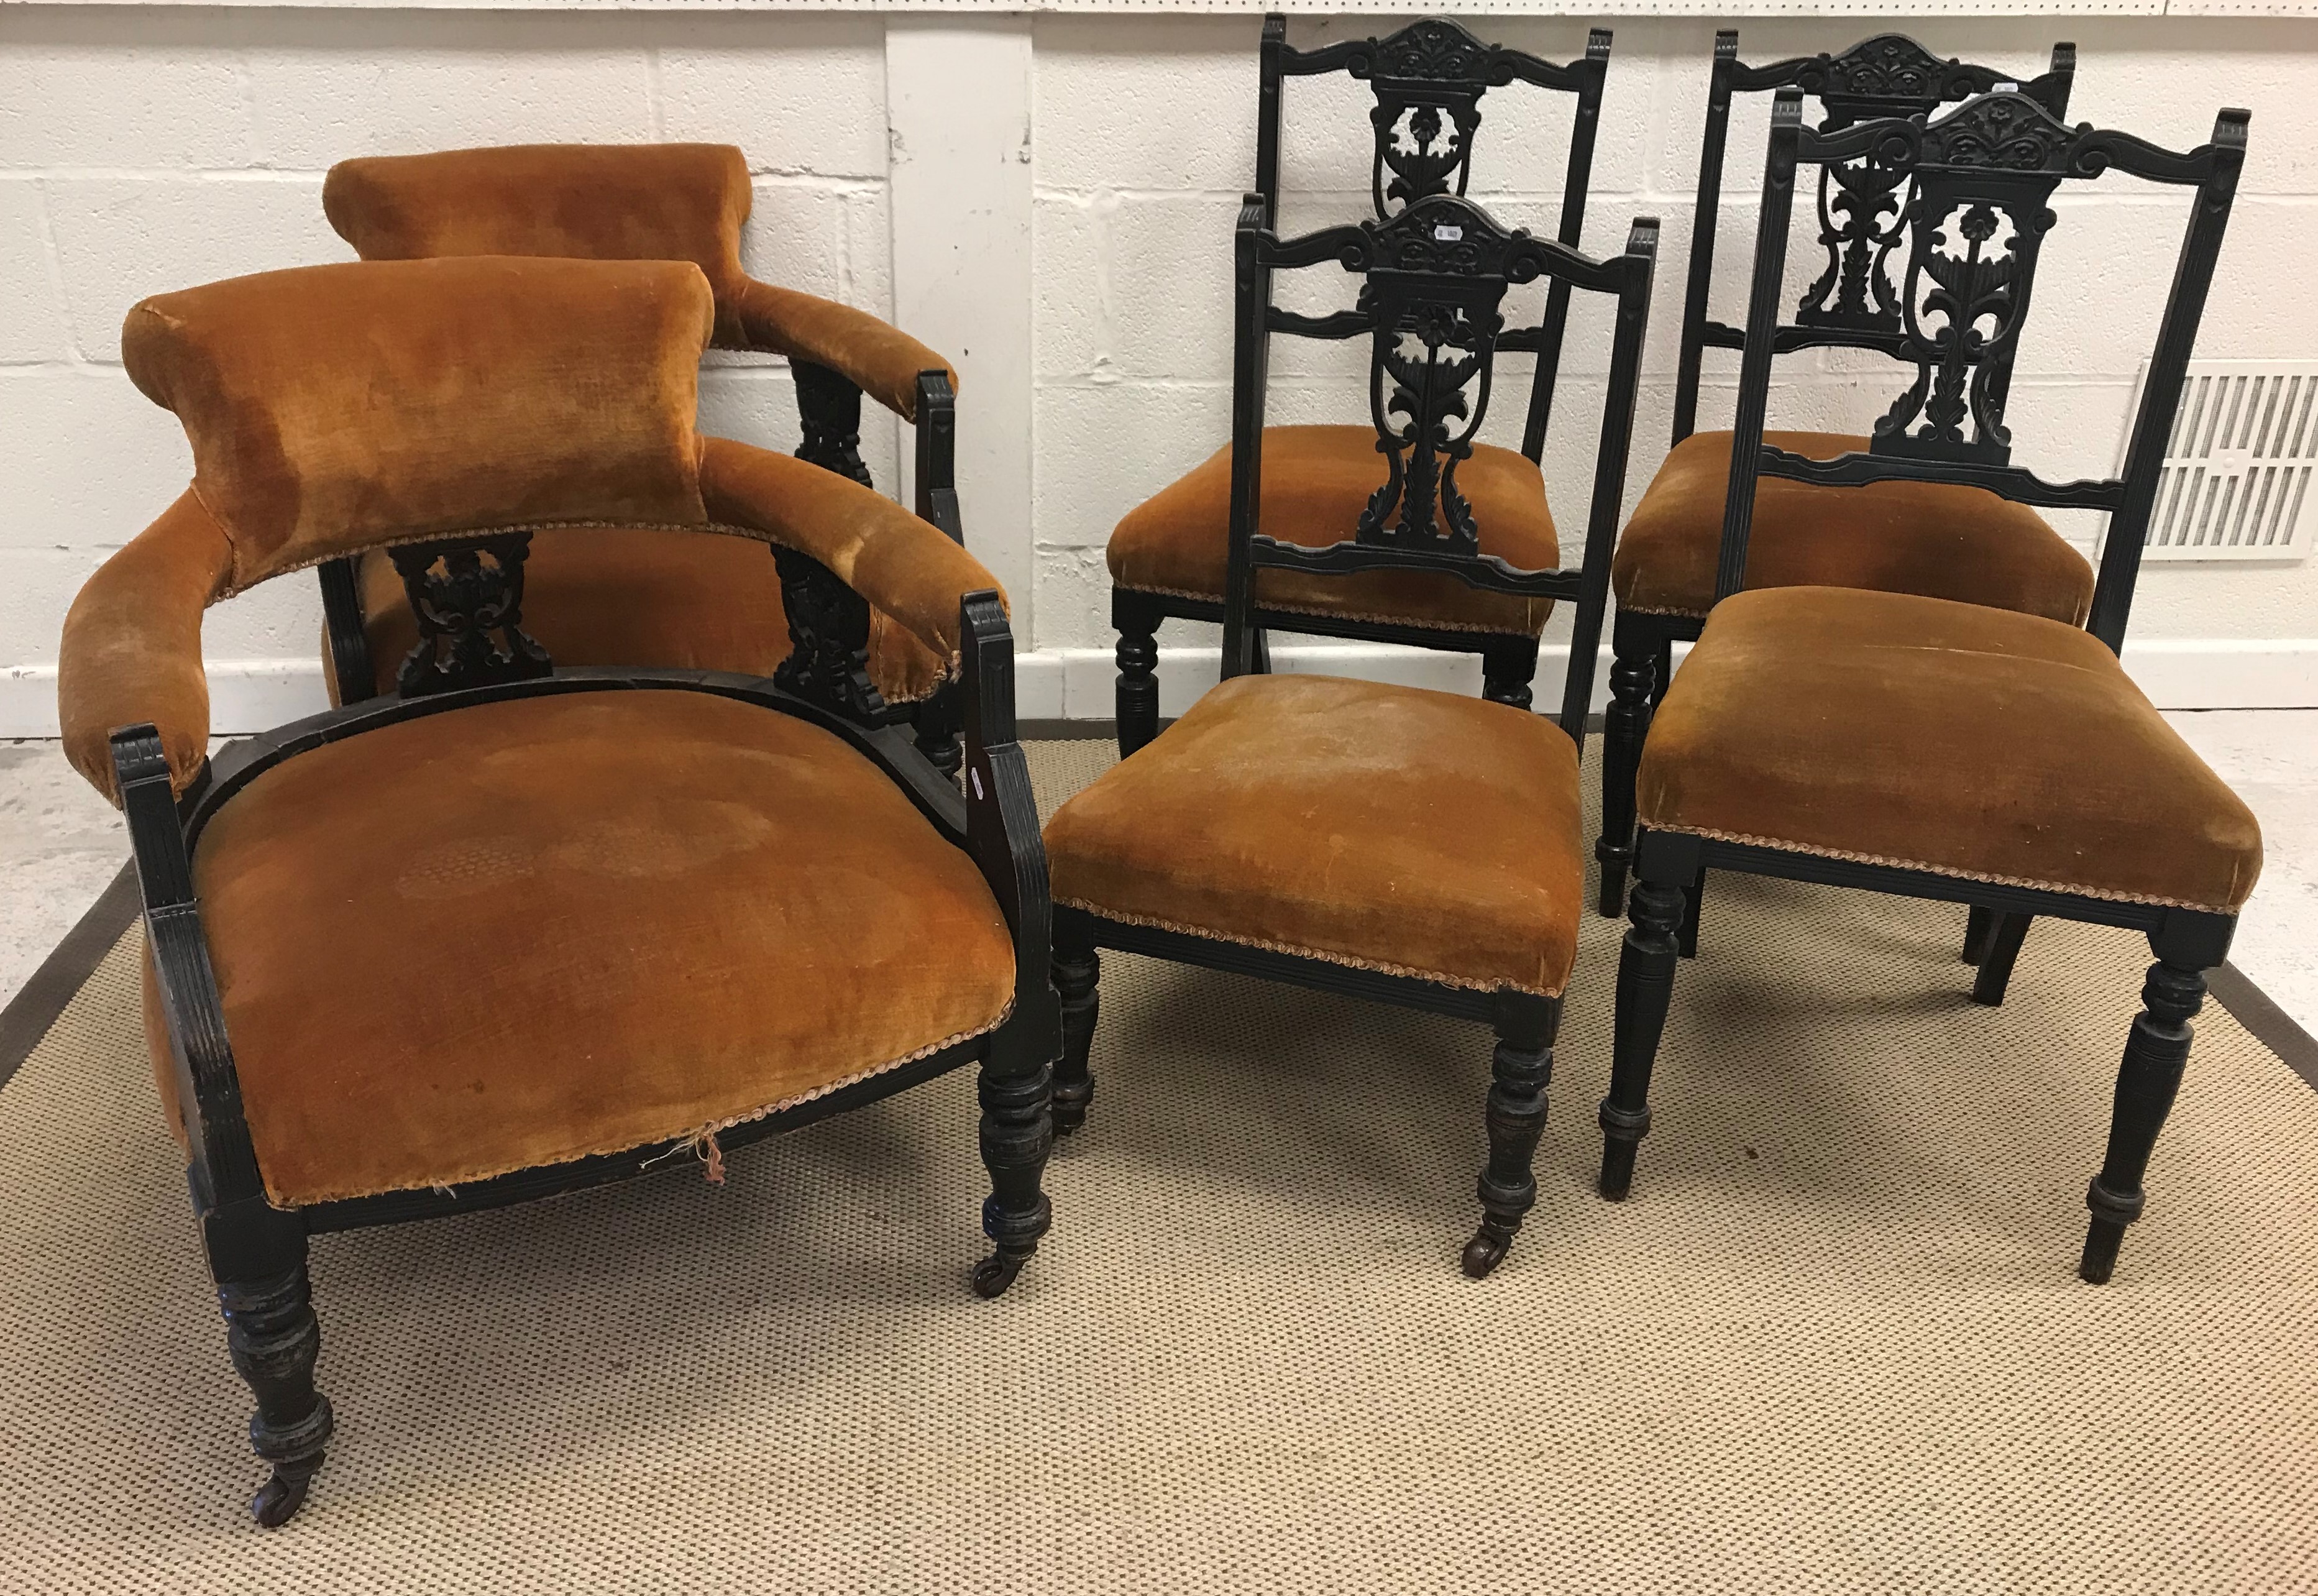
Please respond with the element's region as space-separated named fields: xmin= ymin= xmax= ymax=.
xmin=1048 ymin=190 xmax=1658 ymax=1278
xmin=55 ymin=256 xmax=1057 ymax=1524
xmin=1603 ymin=88 xmax=2261 ymax=1286
xmin=1108 ymin=16 xmax=1617 ymax=755
xmin=1596 ymin=32 xmax=2082 ymax=935
xmin=321 ymin=142 xmax=971 ymax=773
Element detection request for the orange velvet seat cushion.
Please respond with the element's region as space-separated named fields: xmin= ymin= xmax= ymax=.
xmin=1612 ymin=431 xmax=2096 ymax=623
xmin=1109 ymin=425 xmax=1560 ymax=637
xmin=344 ymin=529 xmax=946 ymax=705
xmin=1045 ymin=673 xmax=1586 ymax=995
xmin=1638 ymin=588 xmax=2263 ymax=911
xmin=159 ymin=690 xmax=1014 ymax=1206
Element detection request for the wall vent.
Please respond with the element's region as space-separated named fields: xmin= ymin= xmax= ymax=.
xmin=2120 ymin=359 xmax=2318 ymax=562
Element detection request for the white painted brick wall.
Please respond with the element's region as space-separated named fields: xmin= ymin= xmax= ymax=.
xmin=4 ymin=7 xmax=2315 ymax=728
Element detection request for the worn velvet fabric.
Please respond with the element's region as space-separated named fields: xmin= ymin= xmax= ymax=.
xmin=121 ymin=257 xmax=714 ymax=590
xmin=58 ymin=491 xmax=234 ymax=800
xmin=1045 ymin=674 xmax=1587 ymax=995
xmin=339 ymin=530 xmax=948 ymax=707
xmin=1109 ymin=425 xmax=1560 ymax=636
xmin=150 ymin=690 xmax=1015 ymax=1206
xmin=699 ymin=436 xmax=1002 ymax=682
xmin=324 ymin=144 xmax=954 ymax=420
xmin=1612 ymin=430 xmax=2096 ymax=622
xmin=1639 ymin=588 xmax=2263 ymax=910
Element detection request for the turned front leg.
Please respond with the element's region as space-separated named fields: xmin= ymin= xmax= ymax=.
xmin=1464 ymin=994 xmax=1559 ymax=1279
xmin=2080 ymin=954 xmax=2207 ymax=1284
xmin=1595 ymin=620 xmax=1659 ymax=917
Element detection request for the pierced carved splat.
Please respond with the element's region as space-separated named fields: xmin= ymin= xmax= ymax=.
xmin=1344 ymin=21 xmax=1516 ymax=214
xmin=1786 ymin=35 xmax=2040 ymax=339
xmin=772 ymin=546 xmax=887 ymax=725
xmin=1871 ymin=93 xmax=2074 ymax=467
xmin=1352 ymin=198 xmax=1554 ymax=554
xmin=389 ymin=533 xmax=551 ymax=698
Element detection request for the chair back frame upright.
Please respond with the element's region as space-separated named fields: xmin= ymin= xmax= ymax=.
xmin=1671 ymin=29 xmax=2077 ymax=446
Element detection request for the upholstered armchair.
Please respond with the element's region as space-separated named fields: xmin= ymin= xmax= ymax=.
xmin=57 ymin=255 xmax=1056 ymax=1525
xmin=319 ymin=142 xmax=969 ymax=771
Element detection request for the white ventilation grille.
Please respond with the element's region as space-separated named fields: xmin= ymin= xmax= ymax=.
xmin=2128 ymin=360 xmax=2318 ymax=561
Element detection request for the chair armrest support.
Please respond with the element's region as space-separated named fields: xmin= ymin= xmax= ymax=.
xmin=914 ymin=370 xmax=963 ymax=544
xmin=113 ymin=727 xmax=265 ymax=1211
xmin=957 ymin=592 xmax=1059 ymax=1073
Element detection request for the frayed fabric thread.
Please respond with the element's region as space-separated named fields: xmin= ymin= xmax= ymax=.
xmin=642 ymin=1127 xmax=726 ymax=1186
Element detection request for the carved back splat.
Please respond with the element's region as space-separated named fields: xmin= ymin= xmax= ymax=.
xmin=1718 ymin=87 xmax=2251 ymax=651
xmin=1225 ymin=190 xmax=1659 ymax=747
xmin=1671 ymin=28 xmax=2074 ymax=444
xmin=389 ymin=533 xmax=552 ymax=697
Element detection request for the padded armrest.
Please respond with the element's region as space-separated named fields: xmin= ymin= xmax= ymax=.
xmin=699 ymin=436 xmax=1002 ymax=674
xmin=59 ymin=491 xmax=234 ymax=802
xmin=728 ymin=278 xmax=957 ymax=421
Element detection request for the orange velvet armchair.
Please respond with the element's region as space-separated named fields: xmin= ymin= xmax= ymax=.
xmin=57 ymin=255 xmax=1056 ymax=1526
xmin=318 ymin=142 xmax=970 ymax=771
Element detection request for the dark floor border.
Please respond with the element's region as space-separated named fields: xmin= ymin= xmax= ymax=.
xmin=2208 ymin=962 xmax=2318 ymax=1093
xmin=0 ymin=861 xmax=138 ymax=1093
xmin=3 ymin=844 xmax=2314 ymax=1103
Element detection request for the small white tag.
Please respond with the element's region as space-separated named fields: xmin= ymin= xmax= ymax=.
xmin=1432 ymin=224 xmax=1463 ymax=241
xmin=1993 ymin=80 xmax=2019 ymax=93
xmin=971 ymin=768 xmax=985 ymax=800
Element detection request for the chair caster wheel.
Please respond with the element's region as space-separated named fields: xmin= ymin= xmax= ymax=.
xmin=1460 ymin=1226 xmax=1513 ymax=1279
xmin=251 ymin=1467 xmax=314 ymax=1528
xmin=971 ymin=1254 xmax=1027 ymax=1298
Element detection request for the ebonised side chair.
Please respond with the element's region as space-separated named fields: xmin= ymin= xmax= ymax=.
xmin=55 ymin=256 xmax=1057 ymax=1524
xmin=321 ymin=143 xmax=971 ymax=775
xmin=1048 ymin=190 xmax=1658 ymax=1278
xmin=1603 ymin=88 xmax=2261 ymax=1286
xmin=1596 ymin=33 xmax=2083 ymax=938
xmin=1107 ymin=16 xmax=1617 ymax=756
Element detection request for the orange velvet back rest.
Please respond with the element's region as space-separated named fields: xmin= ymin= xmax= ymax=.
xmin=324 ymin=144 xmax=756 ymax=347
xmin=121 ymin=256 xmax=715 ymax=592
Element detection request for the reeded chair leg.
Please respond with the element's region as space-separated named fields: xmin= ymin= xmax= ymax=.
xmin=1113 ymin=592 xmax=1163 ymax=759
xmin=1970 ymin=912 xmax=2033 ymax=1006
xmin=972 ymin=1029 xmax=1055 ymax=1300
xmin=2081 ymin=954 xmax=2207 ymax=1284
xmin=1601 ymin=832 xmax=1694 ymax=1200
xmin=1482 ymin=637 xmax=1540 ymax=713
xmin=1464 ymin=994 xmax=1559 ymax=1279
xmin=1051 ymin=914 xmax=1099 ymax=1136
xmin=208 ymin=1203 xmax=332 ymax=1527
xmin=1595 ymin=618 xmax=1658 ymax=917
xmin=1961 ymin=904 xmax=1995 ymax=965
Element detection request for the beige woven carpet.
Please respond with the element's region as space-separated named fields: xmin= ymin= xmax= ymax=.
xmin=2 ymin=738 xmax=2314 ymax=1593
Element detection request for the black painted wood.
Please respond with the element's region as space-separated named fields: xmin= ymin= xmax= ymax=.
xmin=114 ymin=584 xmax=1050 ymax=1516
xmin=1113 ymin=16 xmax=1625 ymax=730
xmin=1670 ymin=29 xmax=2076 ymax=445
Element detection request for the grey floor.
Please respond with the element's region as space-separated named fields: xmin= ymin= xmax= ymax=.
xmin=4 ymin=713 xmax=2316 ymax=1035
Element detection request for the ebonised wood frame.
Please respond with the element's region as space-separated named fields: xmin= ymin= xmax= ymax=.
xmin=1110 ymin=16 xmax=1616 ymax=758
xmin=1059 ymin=195 xmax=1657 ymax=1283
xmin=1596 ymin=31 xmax=2076 ymax=928
xmin=1600 ymin=89 xmax=2250 ymax=1286
xmin=318 ymin=362 xmax=971 ymax=776
xmin=119 ymin=541 xmax=1054 ymax=1526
